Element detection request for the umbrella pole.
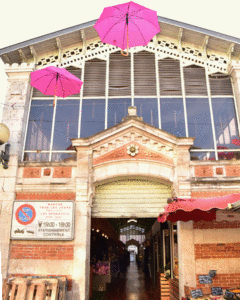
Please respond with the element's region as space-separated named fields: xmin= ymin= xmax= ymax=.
xmin=53 ymin=95 xmax=57 ymax=107
xmin=53 ymin=81 xmax=57 ymax=107
xmin=121 ymin=26 xmax=129 ymax=56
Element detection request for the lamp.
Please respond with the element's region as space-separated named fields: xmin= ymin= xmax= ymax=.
xmin=0 ymin=123 xmax=10 ymax=169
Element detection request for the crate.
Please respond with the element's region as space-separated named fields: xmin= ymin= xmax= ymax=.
xmin=3 ymin=277 xmax=67 ymax=300
xmin=160 ymin=273 xmax=170 ymax=300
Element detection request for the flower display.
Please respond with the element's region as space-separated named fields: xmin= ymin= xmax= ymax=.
xmin=93 ymin=262 xmax=110 ymax=275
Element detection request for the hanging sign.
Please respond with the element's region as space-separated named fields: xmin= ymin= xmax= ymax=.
xmin=11 ymin=201 xmax=74 ymax=240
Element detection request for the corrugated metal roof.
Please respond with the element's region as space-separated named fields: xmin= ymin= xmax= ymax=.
xmin=1 ymin=16 xmax=240 ymax=63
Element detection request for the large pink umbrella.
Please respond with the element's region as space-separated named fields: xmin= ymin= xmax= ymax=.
xmin=94 ymin=1 xmax=161 ymax=56
xmin=31 ymin=66 xmax=83 ymax=106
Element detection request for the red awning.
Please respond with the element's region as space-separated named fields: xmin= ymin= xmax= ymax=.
xmin=158 ymin=193 xmax=240 ymax=223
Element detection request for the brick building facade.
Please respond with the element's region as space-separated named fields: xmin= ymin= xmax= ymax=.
xmin=1 ymin=17 xmax=240 ymax=300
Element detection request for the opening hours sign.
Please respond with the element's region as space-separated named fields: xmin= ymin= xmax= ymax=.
xmin=11 ymin=201 xmax=74 ymax=240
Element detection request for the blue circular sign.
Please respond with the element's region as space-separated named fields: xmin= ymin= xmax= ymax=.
xmin=15 ymin=204 xmax=36 ymax=225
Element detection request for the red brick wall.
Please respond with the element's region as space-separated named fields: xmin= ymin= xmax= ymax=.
xmin=15 ymin=193 xmax=75 ymax=200
xmin=195 ymin=243 xmax=240 ymax=259
xmin=193 ymin=220 xmax=240 ymax=229
xmin=10 ymin=243 xmax=74 ymax=260
xmin=23 ymin=167 xmax=41 ymax=178
xmin=194 ymin=165 xmax=240 ymax=178
xmin=191 ymin=190 xmax=240 ymax=198
xmin=196 ymin=274 xmax=240 ymax=290
xmin=22 ymin=167 xmax=72 ymax=178
xmin=194 ymin=166 xmax=214 ymax=177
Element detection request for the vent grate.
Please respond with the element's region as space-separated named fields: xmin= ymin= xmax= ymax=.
xmin=109 ymin=51 xmax=131 ymax=97
xmin=134 ymin=51 xmax=157 ymax=96
xmin=183 ymin=65 xmax=208 ymax=96
xmin=158 ymin=58 xmax=182 ymax=96
xmin=209 ymin=73 xmax=233 ymax=96
xmin=83 ymin=58 xmax=106 ymax=97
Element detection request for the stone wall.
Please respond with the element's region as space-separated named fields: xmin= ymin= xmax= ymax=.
xmin=0 ymin=63 xmax=34 ymax=280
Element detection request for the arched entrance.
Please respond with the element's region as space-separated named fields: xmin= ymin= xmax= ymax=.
xmin=90 ymin=177 xmax=172 ymax=298
xmin=92 ymin=177 xmax=172 ymax=218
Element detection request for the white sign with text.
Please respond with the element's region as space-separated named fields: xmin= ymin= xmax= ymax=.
xmin=11 ymin=201 xmax=74 ymax=240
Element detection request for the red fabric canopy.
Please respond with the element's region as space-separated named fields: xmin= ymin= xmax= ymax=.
xmin=158 ymin=193 xmax=240 ymax=223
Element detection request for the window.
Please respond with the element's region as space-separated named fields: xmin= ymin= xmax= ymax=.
xmin=107 ymin=98 xmax=131 ymax=128
xmin=81 ymin=99 xmax=105 ymax=138
xmin=135 ymin=98 xmax=158 ymax=127
xmin=186 ymin=98 xmax=214 ymax=149
xmin=161 ymin=98 xmax=185 ymax=137
xmin=24 ymin=53 xmax=240 ymax=161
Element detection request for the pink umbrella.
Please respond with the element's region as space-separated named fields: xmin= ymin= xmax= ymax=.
xmin=94 ymin=1 xmax=161 ymax=56
xmin=31 ymin=66 xmax=83 ymax=106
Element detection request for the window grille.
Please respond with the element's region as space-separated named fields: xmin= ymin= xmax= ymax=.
xmin=83 ymin=59 xmax=106 ymax=97
xmin=209 ymin=73 xmax=233 ymax=96
xmin=109 ymin=51 xmax=131 ymax=97
xmin=134 ymin=51 xmax=156 ymax=96
xmin=158 ymin=58 xmax=182 ymax=96
xmin=183 ymin=65 xmax=208 ymax=96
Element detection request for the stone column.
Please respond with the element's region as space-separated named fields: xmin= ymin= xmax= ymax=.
xmin=72 ymin=145 xmax=92 ymax=300
xmin=0 ymin=63 xmax=34 ymax=280
xmin=175 ymin=141 xmax=194 ymax=198
xmin=229 ymin=62 xmax=240 ymax=121
xmin=177 ymin=221 xmax=196 ymax=300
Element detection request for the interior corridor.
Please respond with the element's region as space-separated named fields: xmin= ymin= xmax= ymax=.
xmin=91 ymin=261 xmax=158 ymax=300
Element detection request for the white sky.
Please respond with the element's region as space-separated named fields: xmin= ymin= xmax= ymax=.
xmin=1 ymin=0 xmax=240 ymax=122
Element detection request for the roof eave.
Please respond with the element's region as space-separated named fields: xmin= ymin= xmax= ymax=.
xmin=1 ymin=16 xmax=240 ymax=57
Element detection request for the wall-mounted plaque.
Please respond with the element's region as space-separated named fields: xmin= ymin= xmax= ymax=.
xmin=209 ymin=270 xmax=217 ymax=278
xmin=225 ymin=290 xmax=235 ymax=298
xmin=211 ymin=287 xmax=223 ymax=296
xmin=11 ymin=201 xmax=74 ymax=240
xmin=199 ymin=275 xmax=212 ymax=284
xmin=191 ymin=289 xmax=203 ymax=298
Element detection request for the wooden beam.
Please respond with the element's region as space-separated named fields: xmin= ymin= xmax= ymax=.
xmin=202 ymin=35 xmax=209 ymax=60
xmin=18 ymin=49 xmax=27 ymax=63
xmin=178 ymin=28 xmax=183 ymax=52
xmin=2 ymin=54 xmax=10 ymax=64
xmin=227 ymin=42 xmax=235 ymax=62
xmin=81 ymin=29 xmax=86 ymax=55
xmin=56 ymin=37 xmax=63 ymax=63
xmin=30 ymin=45 xmax=37 ymax=64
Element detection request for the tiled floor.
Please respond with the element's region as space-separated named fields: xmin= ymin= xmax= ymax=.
xmin=91 ymin=262 xmax=159 ymax=300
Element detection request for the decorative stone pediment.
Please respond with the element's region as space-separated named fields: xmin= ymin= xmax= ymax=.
xmin=72 ymin=108 xmax=194 ymax=197
xmin=92 ymin=141 xmax=174 ymax=166
xmin=72 ymin=116 xmax=194 ymax=166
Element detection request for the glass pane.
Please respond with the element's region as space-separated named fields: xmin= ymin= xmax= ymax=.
xmin=160 ymin=98 xmax=185 ymax=137
xmin=186 ymin=98 xmax=214 ymax=149
xmin=212 ymin=98 xmax=240 ymax=150
xmin=52 ymin=152 xmax=77 ymax=162
xmin=81 ymin=99 xmax=105 ymax=138
xmin=23 ymin=152 xmax=49 ymax=162
xmin=52 ymin=100 xmax=79 ymax=150
xmin=107 ymin=98 xmax=131 ymax=128
xmin=25 ymin=100 xmax=54 ymax=151
xmin=134 ymin=98 xmax=158 ymax=128
xmin=190 ymin=151 xmax=216 ymax=161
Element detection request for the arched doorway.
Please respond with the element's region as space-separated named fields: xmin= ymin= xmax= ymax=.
xmin=90 ymin=177 xmax=172 ymax=298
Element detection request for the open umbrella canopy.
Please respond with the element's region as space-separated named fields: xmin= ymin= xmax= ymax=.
xmin=31 ymin=66 xmax=83 ymax=98
xmin=94 ymin=1 xmax=160 ymax=51
xmin=158 ymin=193 xmax=240 ymax=223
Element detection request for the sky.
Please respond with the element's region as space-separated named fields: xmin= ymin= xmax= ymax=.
xmin=1 ymin=0 xmax=240 ymax=122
